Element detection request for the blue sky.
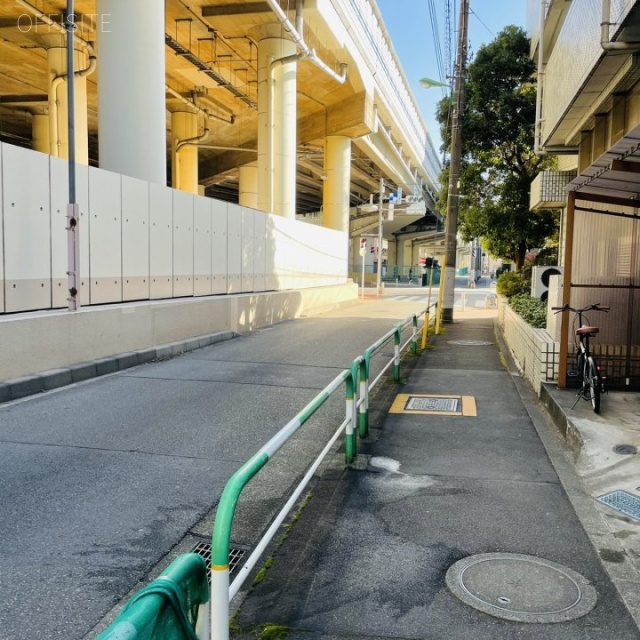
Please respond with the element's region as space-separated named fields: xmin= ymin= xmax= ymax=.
xmin=376 ymin=0 xmax=528 ymax=155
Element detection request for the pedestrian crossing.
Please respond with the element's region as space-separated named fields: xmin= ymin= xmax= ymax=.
xmin=389 ymin=293 xmax=496 ymax=309
xmin=390 ymin=295 xmax=432 ymax=302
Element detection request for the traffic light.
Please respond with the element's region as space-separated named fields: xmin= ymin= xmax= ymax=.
xmin=360 ymin=238 xmax=366 ymax=249
xmin=425 ymin=257 xmax=433 ymax=268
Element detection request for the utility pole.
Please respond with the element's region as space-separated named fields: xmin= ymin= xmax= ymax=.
xmin=376 ymin=177 xmax=384 ymax=296
xmin=442 ymin=0 xmax=469 ymax=323
xmin=66 ymin=1 xmax=80 ymax=310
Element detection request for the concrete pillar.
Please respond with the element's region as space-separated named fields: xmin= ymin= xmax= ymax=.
xmin=396 ymin=239 xmax=412 ymax=270
xmin=610 ymin=94 xmax=626 ymax=145
xmin=97 ymin=0 xmax=166 ymax=184
xmin=32 ymin=114 xmax=50 ymax=155
xmin=322 ymin=136 xmax=351 ymax=231
xmin=239 ymin=165 xmax=259 ymax=209
xmin=592 ymin=115 xmax=608 ymax=159
xmin=412 ymin=243 xmax=420 ymax=268
xmin=387 ymin=241 xmax=396 ymax=268
xmin=579 ymin=131 xmax=592 ymax=173
xmin=256 ymin=34 xmax=297 ymax=217
xmin=47 ymin=47 xmax=89 ymax=163
xmin=171 ymin=111 xmax=199 ymax=194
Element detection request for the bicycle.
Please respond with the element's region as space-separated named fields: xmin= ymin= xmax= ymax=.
xmin=551 ymin=303 xmax=610 ymax=413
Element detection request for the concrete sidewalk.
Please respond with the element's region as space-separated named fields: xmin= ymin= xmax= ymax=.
xmin=234 ymin=317 xmax=640 ymax=639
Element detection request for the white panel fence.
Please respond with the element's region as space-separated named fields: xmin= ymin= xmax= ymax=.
xmin=0 ymin=143 xmax=348 ymax=314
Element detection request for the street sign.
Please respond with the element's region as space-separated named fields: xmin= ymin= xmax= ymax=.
xmin=359 ymin=247 xmax=366 ymax=257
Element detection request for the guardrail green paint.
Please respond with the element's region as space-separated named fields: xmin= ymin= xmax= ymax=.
xmin=394 ymin=328 xmax=401 ymax=382
xmin=211 ymin=451 xmax=269 ymax=567
xmin=411 ymin=315 xmax=418 ymax=354
xmin=97 ymin=553 xmax=209 ymax=640
xmin=352 ymin=357 xmax=368 ymax=438
xmin=212 ymin=370 xmax=354 ymax=567
xmin=345 ymin=370 xmax=356 ymax=463
xmin=299 ymin=393 xmax=329 ymax=424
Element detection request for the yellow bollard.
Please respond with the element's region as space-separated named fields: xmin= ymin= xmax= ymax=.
xmin=435 ymin=255 xmax=447 ymax=335
xmin=421 ymin=265 xmax=435 ymax=349
xmin=421 ymin=312 xmax=430 ymax=350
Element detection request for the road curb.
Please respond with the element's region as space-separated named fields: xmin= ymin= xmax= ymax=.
xmin=0 ymin=330 xmax=236 ymax=405
xmin=539 ymin=382 xmax=586 ymax=461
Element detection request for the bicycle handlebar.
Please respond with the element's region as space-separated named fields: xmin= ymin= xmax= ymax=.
xmin=551 ymin=303 xmax=610 ymax=313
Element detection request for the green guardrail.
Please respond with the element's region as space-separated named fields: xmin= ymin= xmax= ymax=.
xmin=209 ymin=302 xmax=436 ymax=640
xmin=97 ymin=553 xmax=209 ymax=640
xmin=97 ymin=302 xmax=437 ymax=640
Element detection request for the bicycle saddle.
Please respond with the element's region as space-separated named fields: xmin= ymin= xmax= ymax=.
xmin=576 ymin=326 xmax=599 ymax=335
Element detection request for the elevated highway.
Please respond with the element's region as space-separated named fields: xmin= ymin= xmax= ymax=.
xmin=0 ymin=0 xmax=441 ymax=252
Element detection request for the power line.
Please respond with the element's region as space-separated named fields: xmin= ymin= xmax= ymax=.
xmin=446 ymin=0 xmax=454 ymax=81
xmin=469 ymin=7 xmax=494 ymax=38
xmin=427 ymin=0 xmax=446 ymax=88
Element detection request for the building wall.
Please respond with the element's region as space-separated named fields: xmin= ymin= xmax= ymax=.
xmin=540 ymin=0 xmax=637 ymax=145
xmin=529 ymin=0 xmax=640 ymax=391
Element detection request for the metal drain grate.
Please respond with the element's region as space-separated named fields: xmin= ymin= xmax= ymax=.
xmin=191 ymin=542 xmax=247 ymax=577
xmin=390 ymin=393 xmax=477 ymax=417
xmin=447 ymin=340 xmax=493 ymax=346
xmin=597 ymin=491 xmax=640 ymax=520
xmin=407 ymin=396 xmax=460 ymax=412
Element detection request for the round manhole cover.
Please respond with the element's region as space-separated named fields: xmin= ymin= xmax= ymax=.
xmin=445 ymin=553 xmax=597 ymax=623
xmin=447 ymin=340 xmax=493 ymax=346
xmin=614 ymin=445 xmax=637 ymax=455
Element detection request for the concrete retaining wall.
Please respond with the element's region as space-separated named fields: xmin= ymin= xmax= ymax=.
xmin=0 ymin=282 xmax=358 ymax=381
xmin=497 ymin=295 xmax=560 ymax=395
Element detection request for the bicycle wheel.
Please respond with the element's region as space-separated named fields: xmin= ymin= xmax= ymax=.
xmin=586 ymin=356 xmax=601 ymax=413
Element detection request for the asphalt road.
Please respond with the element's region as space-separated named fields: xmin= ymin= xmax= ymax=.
xmin=0 ymin=298 xmax=424 ymax=640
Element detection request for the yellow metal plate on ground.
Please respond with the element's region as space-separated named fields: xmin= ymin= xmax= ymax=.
xmin=389 ymin=394 xmax=477 ymax=417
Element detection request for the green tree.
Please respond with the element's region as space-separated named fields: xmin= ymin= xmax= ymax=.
xmin=436 ymin=26 xmax=558 ymax=271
